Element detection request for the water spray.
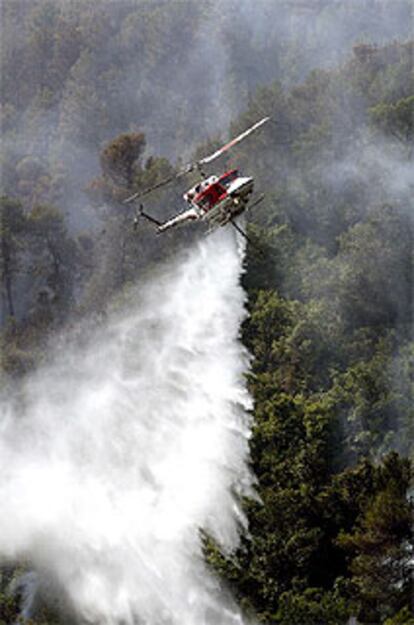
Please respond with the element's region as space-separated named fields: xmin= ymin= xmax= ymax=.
xmin=0 ymin=229 xmax=254 ymax=625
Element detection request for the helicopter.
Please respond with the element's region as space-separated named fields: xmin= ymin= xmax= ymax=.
xmin=124 ymin=116 xmax=270 ymax=238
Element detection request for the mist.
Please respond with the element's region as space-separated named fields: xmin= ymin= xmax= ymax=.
xmin=2 ymin=0 xmax=412 ymax=229
xmin=0 ymin=229 xmax=254 ymax=624
xmin=1 ymin=1 xmax=413 ymax=621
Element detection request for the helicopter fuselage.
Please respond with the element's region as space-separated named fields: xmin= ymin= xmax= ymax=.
xmin=188 ymin=170 xmax=254 ymax=225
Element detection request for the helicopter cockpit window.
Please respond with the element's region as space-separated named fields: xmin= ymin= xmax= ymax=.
xmin=220 ymin=170 xmax=239 ymax=187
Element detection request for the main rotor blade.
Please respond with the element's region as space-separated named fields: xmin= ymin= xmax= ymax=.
xmin=123 ymin=163 xmax=195 ymax=204
xmin=124 ymin=116 xmax=269 ymax=204
xmin=198 ymin=116 xmax=270 ymax=166
xmin=124 ymin=173 xmax=176 ymax=204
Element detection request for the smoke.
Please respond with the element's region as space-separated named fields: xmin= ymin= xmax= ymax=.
xmin=323 ymin=136 xmax=414 ymax=206
xmin=2 ymin=0 xmax=412 ymax=217
xmin=9 ymin=571 xmax=39 ymax=622
xmin=0 ymin=229 xmax=255 ymax=624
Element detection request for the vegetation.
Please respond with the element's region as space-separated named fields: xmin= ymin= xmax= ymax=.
xmin=1 ymin=1 xmax=413 ymax=623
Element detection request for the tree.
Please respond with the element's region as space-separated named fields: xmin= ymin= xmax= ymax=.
xmin=0 ymin=197 xmax=27 ymax=318
xmin=369 ymin=96 xmax=414 ymax=149
xmin=337 ymin=454 xmax=413 ymax=623
xmin=334 ymin=204 xmax=412 ymax=330
xmin=0 ymin=568 xmax=21 ymax=625
xmin=100 ymin=132 xmax=146 ymax=186
xmin=274 ymin=587 xmax=351 ymax=625
xmin=26 ymin=204 xmax=79 ymax=316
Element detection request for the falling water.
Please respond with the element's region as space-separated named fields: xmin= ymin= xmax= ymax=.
xmin=0 ymin=228 xmax=255 ymax=624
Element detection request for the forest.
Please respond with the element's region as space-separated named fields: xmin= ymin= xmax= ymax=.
xmin=1 ymin=1 xmax=413 ymax=624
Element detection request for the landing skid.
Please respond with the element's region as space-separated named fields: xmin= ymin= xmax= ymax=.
xmin=229 ymin=194 xmax=265 ymax=254
xmin=133 ymin=194 xmax=265 ymax=251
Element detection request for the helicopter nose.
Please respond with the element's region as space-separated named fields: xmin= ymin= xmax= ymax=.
xmin=237 ymin=177 xmax=254 ymax=196
xmin=230 ymin=177 xmax=251 ymax=193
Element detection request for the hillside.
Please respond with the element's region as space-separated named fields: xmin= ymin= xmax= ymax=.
xmin=1 ymin=2 xmax=413 ymax=624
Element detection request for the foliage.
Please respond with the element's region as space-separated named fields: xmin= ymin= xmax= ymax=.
xmin=1 ymin=4 xmax=413 ymax=622
xmin=0 ymin=196 xmax=26 ymax=317
xmin=337 ymin=454 xmax=413 ymax=623
xmin=100 ymin=132 xmax=146 ymax=185
xmin=210 ymin=41 xmax=414 ymax=617
xmin=273 ymin=587 xmax=351 ymax=625
xmin=0 ymin=197 xmax=86 ymax=374
xmin=369 ymin=96 xmax=414 ymax=145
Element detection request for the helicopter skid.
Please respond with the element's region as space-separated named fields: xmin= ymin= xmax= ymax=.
xmin=202 ymin=199 xmax=247 ymax=228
